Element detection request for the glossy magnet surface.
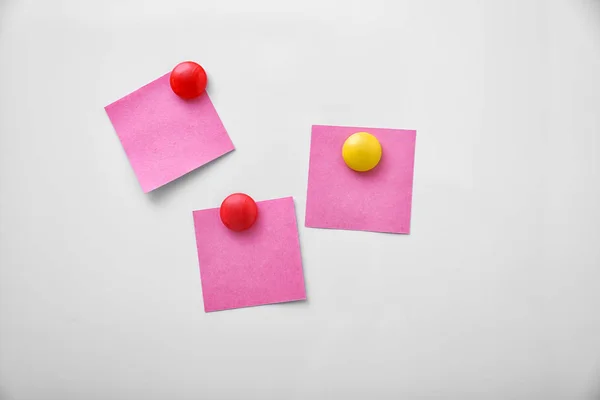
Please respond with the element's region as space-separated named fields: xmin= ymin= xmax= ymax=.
xmin=169 ymin=61 xmax=208 ymax=100
xmin=342 ymin=132 xmax=382 ymax=172
xmin=220 ymin=193 xmax=258 ymax=232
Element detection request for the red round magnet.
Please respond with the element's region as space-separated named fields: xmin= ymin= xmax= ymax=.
xmin=169 ymin=61 xmax=208 ymax=100
xmin=220 ymin=193 xmax=258 ymax=232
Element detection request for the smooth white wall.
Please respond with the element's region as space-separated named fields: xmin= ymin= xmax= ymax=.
xmin=1 ymin=0 xmax=599 ymax=399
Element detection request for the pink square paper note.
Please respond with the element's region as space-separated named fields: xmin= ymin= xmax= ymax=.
xmin=193 ymin=196 xmax=306 ymax=312
xmin=105 ymin=73 xmax=234 ymax=192
xmin=305 ymin=125 xmax=416 ymax=234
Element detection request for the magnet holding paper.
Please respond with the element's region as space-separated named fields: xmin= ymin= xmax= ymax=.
xmin=220 ymin=193 xmax=259 ymax=232
xmin=169 ymin=61 xmax=208 ymax=100
xmin=342 ymin=132 xmax=382 ymax=172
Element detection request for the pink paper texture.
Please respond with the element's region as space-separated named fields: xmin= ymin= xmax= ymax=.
xmin=105 ymin=73 xmax=234 ymax=192
xmin=193 ymin=197 xmax=306 ymax=312
xmin=305 ymin=125 xmax=416 ymax=234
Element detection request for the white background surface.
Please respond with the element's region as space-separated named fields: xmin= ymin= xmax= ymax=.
xmin=1 ymin=0 xmax=600 ymax=399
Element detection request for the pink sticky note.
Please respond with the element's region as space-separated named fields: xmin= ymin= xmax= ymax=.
xmin=193 ymin=196 xmax=306 ymax=312
xmin=105 ymin=73 xmax=234 ymax=192
xmin=305 ymin=125 xmax=416 ymax=234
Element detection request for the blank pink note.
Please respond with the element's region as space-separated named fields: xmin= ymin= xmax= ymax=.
xmin=193 ymin=197 xmax=306 ymax=312
xmin=305 ymin=125 xmax=416 ymax=234
xmin=105 ymin=73 xmax=234 ymax=192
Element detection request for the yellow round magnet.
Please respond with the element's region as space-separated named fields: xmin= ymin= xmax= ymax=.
xmin=342 ymin=132 xmax=382 ymax=172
